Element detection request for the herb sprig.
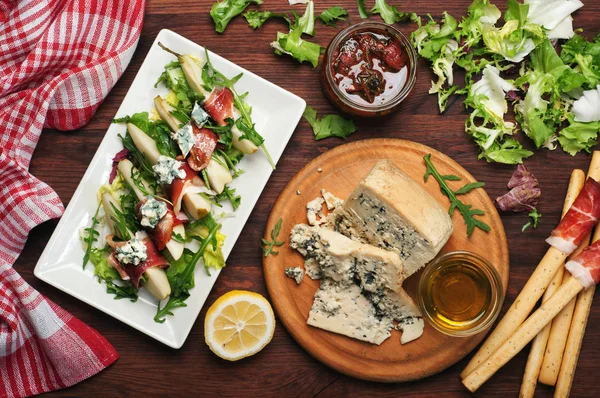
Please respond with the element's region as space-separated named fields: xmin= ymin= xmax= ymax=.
xmin=522 ymin=208 xmax=542 ymax=232
xmin=261 ymin=218 xmax=285 ymax=257
xmin=423 ymin=154 xmax=490 ymax=237
xmin=83 ymin=202 xmax=102 ymax=268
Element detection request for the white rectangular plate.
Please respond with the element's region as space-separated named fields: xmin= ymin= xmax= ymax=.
xmin=34 ymin=29 xmax=306 ymax=349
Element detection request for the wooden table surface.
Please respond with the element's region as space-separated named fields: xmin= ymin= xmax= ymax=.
xmin=14 ymin=0 xmax=600 ymax=396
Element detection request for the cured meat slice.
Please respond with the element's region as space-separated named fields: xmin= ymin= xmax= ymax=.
xmin=203 ymin=87 xmax=235 ymax=126
xmin=187 ymin=125 xmax=218 ymax=171
xmin=108 ymin=253 xmax=130 ymax=281
xmin=565 ymin=239 xmax=600 ymax=289
xmin=121 ymin=238 xmax=170 ymax=288
xmin=546 ymin=178 xmax=600 ymax=254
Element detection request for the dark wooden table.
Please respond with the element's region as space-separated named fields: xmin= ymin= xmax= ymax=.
xmin=14 ymin=0 xmax=600 ymax=396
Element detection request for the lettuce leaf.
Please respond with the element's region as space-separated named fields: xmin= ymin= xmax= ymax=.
xmin=271 ymin=1 xmax=323 ymax=67
xmin=558 ymin=120 xmax=600 ymax=155
xmin=319 ymin=6 xmax=348 ymax=27
xmin=244 ymin=10 xmax=291 ymax=29
xmin=572 ymin=86 xmax=600 ymax=122
xmin=524 ymin=0 xmax=583 ymax=40
xmin=211 ymin=0 xmax=262 ymax=33
xmin=303 ymin=106 xmax=356 ymax=140
xmin=370 ymin=0 xmax=419 ymax=25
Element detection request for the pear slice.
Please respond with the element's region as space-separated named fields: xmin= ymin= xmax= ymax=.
xmin=127 ymin=123 xmax=161 ymax=164
xmin=231 ymin=124 xmax=259 ymax=154
xmin=144 ymin=267 xmax=171 ymax=301
xmin=117 ymin=159 xmax=153 ymax=201
xmin=180 ymin=54 xmax=209 ymax=97
xmin=165 ymin=224 xmax=185 ymax=261
xmin=183 ymin=192 xmax=212 ymax=220
xmin=154 ymin=96 xmax=181 ymax=132
xmin=205 ymin=158 xmax=233 ymax=194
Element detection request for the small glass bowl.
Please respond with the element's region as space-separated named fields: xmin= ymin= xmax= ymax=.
xmin=417 ymin=251 xmax=504 ymax=337
xmin=320 ymin=21 xmax=418 ymax=118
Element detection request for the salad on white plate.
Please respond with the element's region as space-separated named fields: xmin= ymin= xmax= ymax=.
xmin=81 ymin=43 xmax=271 ymax=323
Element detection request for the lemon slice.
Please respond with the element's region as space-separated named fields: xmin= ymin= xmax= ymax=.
xmin=204 ymin=290 xmax=275 ymax=361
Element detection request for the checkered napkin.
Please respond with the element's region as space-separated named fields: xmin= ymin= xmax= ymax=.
xmin=0 ymin=0 xmax=144 ymax=396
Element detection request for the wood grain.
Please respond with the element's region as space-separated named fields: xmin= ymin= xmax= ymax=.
xmin=12 ymin=0 xmax=600 ymax=396
xmin=263 ymin=139 xmax=509 ymax=382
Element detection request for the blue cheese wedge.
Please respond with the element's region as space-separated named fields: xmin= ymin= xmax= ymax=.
xmin=153 ymin=155 xmax=186 ymax=185
xmin=290 ymin=224 xmax=405 ymax=292
xmin=290 ymin=224 xmax=424 ymax=345
xmin=139 ymin=196 xmax=167 ymax=228
xmin=308 ymin=280 xmax=394 ymax=345
xmin=338 ymin=160 xmax=453 ymax=278
xmin=171 ymin=123 xmax=194 ymax=157
xmin=116 ymin=237 xmax=147 ymax=265
xmin=285 ymin=267 xmax=304 ymax=284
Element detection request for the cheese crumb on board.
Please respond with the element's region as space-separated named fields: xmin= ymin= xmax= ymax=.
xmin=285 ymin=267 xmax=304 ymax=284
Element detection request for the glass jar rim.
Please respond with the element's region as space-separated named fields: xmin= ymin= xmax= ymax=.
xmin=324 ymin=21 xmax=418 ymax=113
xmin=417 ymin=250 xmax=505 ymax=338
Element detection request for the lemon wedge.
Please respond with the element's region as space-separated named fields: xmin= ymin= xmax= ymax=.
xmin=204 ymin=290 xmax=275 ymax=361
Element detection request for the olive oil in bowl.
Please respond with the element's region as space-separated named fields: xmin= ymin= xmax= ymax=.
xmin=418 ymin=251 xmax=504 ymax=337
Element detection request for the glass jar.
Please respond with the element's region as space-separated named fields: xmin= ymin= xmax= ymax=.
xmin=321 ymin=21 xmax=418 ymax=118
xmin=418 ymin=251 xmax=505 ymax=337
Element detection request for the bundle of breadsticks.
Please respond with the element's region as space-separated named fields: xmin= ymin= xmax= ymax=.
xmin=460 ymin=151 xmax=600 ymax=396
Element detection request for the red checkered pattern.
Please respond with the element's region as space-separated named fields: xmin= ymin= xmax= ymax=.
xmin=0 ymin=0 xmax=145 ymax=396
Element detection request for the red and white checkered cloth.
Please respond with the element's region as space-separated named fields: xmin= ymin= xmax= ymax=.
xmin=0 ymin=0 xmax=145 ymax=396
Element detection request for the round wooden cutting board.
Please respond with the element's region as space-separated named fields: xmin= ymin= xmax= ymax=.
xmin=263 ymin=139 xmax=509 ymax=382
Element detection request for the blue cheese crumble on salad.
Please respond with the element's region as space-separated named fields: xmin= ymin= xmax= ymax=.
xmin=116 ymin=237 xmax=147 ymax=265
xmin=139 ymin=196 xmax=168 ymax=228
xmin=171 ymin=123 xmax=194 ymax=157
xmin=152 ymin=155 xmax=186 ymax=185
xmin=80 ymin=42 xmax=271 ymax=323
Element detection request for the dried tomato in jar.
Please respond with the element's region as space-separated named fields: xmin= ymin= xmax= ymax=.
xmin=321 ymin=22 xmax=417 ymax=118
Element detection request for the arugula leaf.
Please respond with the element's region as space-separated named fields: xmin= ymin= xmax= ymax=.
xmin=216 ymin=186 xmax=242 ymax=210
xmin=357 ymin=0 xmax=370 ymax=19
xmin=319 ymin=6 xmax=348 ymax=27
xmin=154 ymin=293 xmax=189 ymax=323
xmin=82 ymin=202 xmax=102 ymax=268
xmin=262 ymin=218 xmax=285 ymax=257
xmin=210 ymin=0 xmax=263 ymax=33
xmin=303 ymin=106 xmax=356 ymax=140
xmin=244 ymin=10 xmax=291 ymax=29
xmin=522 ymin=208 xmax=542 ymax=232
xmin=370 ymin=0 xmax=419 ymax=25
xmin=423 ymin=154 xmax=490 ymax=237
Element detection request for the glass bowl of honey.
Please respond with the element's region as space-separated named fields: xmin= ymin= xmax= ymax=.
xmin=417 ymin=251 xmax=504 ymax=337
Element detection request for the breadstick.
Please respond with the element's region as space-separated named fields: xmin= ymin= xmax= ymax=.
xmin=554 ymin=285 xmax=595 ymax=397
xmin=462 ymin=277 xmax=584 ymax=392
xmin=520 ymin=169 xmax=585 ymax=397
xmin=539 ymin=152 xmax=600 ymax=387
